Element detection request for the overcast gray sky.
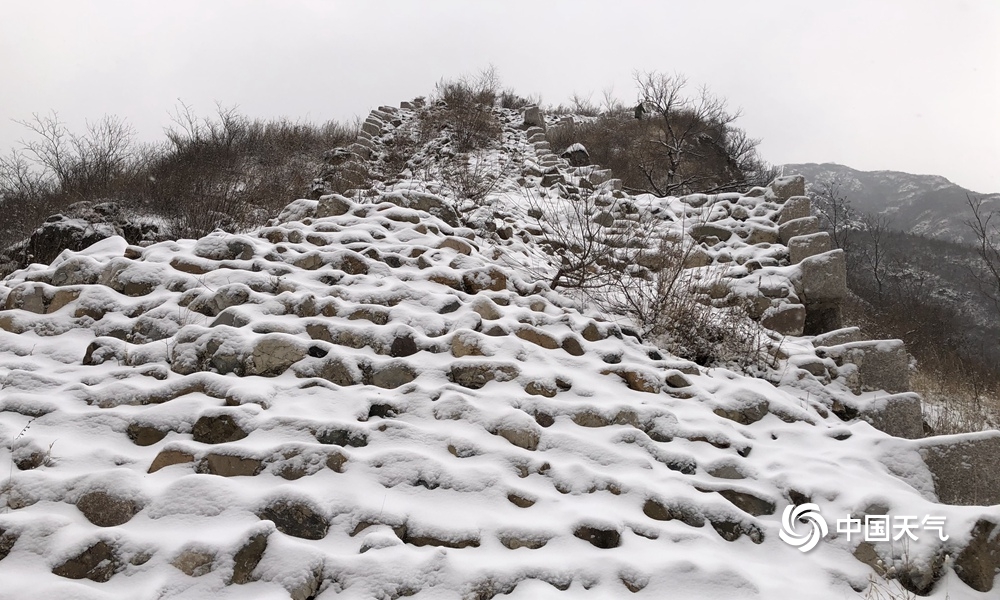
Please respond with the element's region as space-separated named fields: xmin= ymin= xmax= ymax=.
xmin=2 ymin=0 xmax=998 ymax=192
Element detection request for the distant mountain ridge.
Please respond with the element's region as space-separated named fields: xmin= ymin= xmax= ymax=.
xmin=782 ymin=162 xmax=1000 ymax=244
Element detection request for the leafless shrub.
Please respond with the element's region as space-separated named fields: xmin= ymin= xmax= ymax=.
xmin=420 ymin=67 xmax=504 ymax=153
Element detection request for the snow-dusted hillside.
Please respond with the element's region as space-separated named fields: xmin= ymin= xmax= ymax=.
xmin=0 ymin=104 xmax=997 ymax=599
xmin=782 ymin=163 xmax=1000 ymax=244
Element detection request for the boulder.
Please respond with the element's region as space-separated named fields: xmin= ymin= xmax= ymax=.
xmin=316 ymin=194 xmax=355 ymax=217
xmin=760 ymin=303 xmax=806 ymax=336
xmin=230 ymin=533 xmax=269 ymax=584
xmin=382 ymin=191 xmax=460 ymax=227
xmin=918 ymin=431 xmax=1000 ymax=505
xmin=797 ymin=250 xmax=847 ymax=304
xmin=52 ymin=540 xmax=121 ymax=582
xmin=247 ymin=335 xmax=307 ymax=377
xmin=449 ymin=362 xmax=520 ymax=389
xmin=778 ymin=216 xmax=820 ymax=244
xmin=818 ymin=339 xmax=910 ymax=394
xmin=192 ymin=414 xmax=249 ymax=444
xmin=560 ymin=143 xmax=590 ymax=167
xmin=171 ymin=549 xmax=215 ymax=577
xmin=953 ymin=518 xmax=1000 ymax=592
xmin=788 ymin=232 xmax=832 ymax=265
xmin=857 ymin=393 xmax=923 ymax=438
xmin=76 ymin=490 xmax=142 ymax=527
xmin=777 ymin=196 xmax=812 ymax=224
xmin=462 ymin=267 xmax=507 ymax=294
xmin=523 ymin=106 xmax=545 ymax=129
xmin=769 ymin=175 xmax=806 ymax=201
xmin=258 ymin=499 xmax=329 ymax=540
xmin=690 ymin=223 xmax=733 ymax=244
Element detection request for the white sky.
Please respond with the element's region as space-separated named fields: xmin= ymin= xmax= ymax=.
xmin=2 ymin=0 xmax=998 ymax=192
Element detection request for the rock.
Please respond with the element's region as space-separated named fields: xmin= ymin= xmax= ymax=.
xmin=199 ymin=453 xmax=264 ymax=477
xmin=230 ymin=533 xmax=269 ymax=584
xmin=778 ymin=196 xmax=812 ymax=224
xmin=52 ymin=540 xmax=121 ymax=582
xmin=760 ymin=303 xmax=807 ymax=336
xmin=778 ymin=216 xmax=820 ymax=244
xmin=560 ymin=143 xmax=590 ymax=167
xmin=918 ymin=432 xmax=1000 ymax=505
xmin=247 ymin=335 xmax=307 ymax=377
xmin=745 ymin=225 xmax=779 ymax=245
xmin=714 ymin=392 xmax=769 ymax=425
xmin=274 ymin=198 xmax=318 ymax=223
xmin=858 ymin=393 xmax=923 ymax=439
xmin=439 ymin=236 xmax=474 ymax=255
xmin=716 ymin=489 xmax=775 ymax=516
xmin=382 ymin=191 xmax=460 ymax=227
xmin=462 ymin=267 xmax=507 ymax=294
xmin=515 ymin=326 xmax=559 ymax=350
xmin=574 ymin=525 xmax=621 ymax=549
xmin=492 ymin=422 xmax=541 ymax=451
xmin=602 ymin=368 xmax=661 ymax=394
xmin=0 ymin=527 xmax=17 ymax=561
xmin=592 ymin=212 xmax=615 ymax=228
xmin=953 ymin=518 xmax=1000 ymax=592
xmin=258 ymin=499 xmax=329 ymax=540
xmin=449 ymin=362 xmax=520 ymax=389
xmin=690 ymin=223 xmax=733 ymax=244
xmin=524 ymin=381 xmax=557 ymax=397
xmin=369 ymin=362 xmax=417 ymax=389
xmin=819 ymin=339 xmax=910 ymax=394
xmin=193 ymin=236 xmax=254 ymax=261
xmin=560 ymin=335 xmax=585 ymax=357
xmin=76 ymin=490 xmax=142 ymax=527
xmin=126 ymin=423 xmax=168 ymax=446
xmin=171 ymin=548 xmax=215 ymax=577
xmin=192 ymin=414 xmax=249 ymax=444
xmin=788 ymin=232 xmax=831 ymax=265
xmin=665 ymin=372 xmax=692 ymax=388
xmin=797 ymin=249 xmax=848 ymax=304
xmin=316 ymin=194 xmax=355 ymax=217
xmin=523 ymin=106 xmax=545 ymax=129
xmin=148 ymin=449 xmax=195 ymax=473
xmin=769 ymin=175 xmax=806 ymax=201
xmin=451 ymin=331 xmax=489 ymax=357
xmin=813 ymin=327 xmax=863 ymax=346
xmin=540 ymin=172 xmax=565 ymax=187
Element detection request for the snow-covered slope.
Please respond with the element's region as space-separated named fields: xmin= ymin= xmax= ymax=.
xmin=0 ymin=104 xmax=996 ymax=599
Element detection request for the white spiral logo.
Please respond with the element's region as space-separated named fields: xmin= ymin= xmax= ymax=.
xmin=779 ymin=503 xmax=828 ymax=552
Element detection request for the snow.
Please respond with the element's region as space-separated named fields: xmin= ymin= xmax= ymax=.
xmin=0 ymin=104 xmax=996 ymax=599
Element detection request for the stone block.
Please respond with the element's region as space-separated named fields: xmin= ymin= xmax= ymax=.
xmin=818 ymin=338 xmax=910 ymax=394
xmin=523 ymin=106 xmax=545 ymax=129
xmin=769 ymin=175 xmax=806 ymax=201
xmin=778 ymin=216 xmax=820 ymax=244
xmin=797 ymin=249 xmax=847 ymax=304
xmin=778 ymin=196 xmax=812 ymax=224
xmin=858 ymin=392 xmax=923 ymax=438
xmin=788 ymin=232 xmax=832 ymax=264
xmin=918 ymin=431 xmax=1000 ymax=505
xmin=760 ymin=303 xmax=806 ymax=336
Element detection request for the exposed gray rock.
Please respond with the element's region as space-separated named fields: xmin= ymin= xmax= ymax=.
xmin=788 ymin=232 xmax=832 ymax=265
xmin=819 ymin=339 xmax=910 ymax=394
xmin=52 ymin=540 xmax=121 ymax=582
xmin=778 ymin=216 xmax=820 ymax=244
xmin=953 ymin=518 xmax=1000 ymax=592
xmin=918 ymin=432 xmax=1000 ymax=505
xmin=690 ymin=223 xmax=733 ymax=244
xmin=797 ymin=250 xmax=848 ymax=304
xmin=258 ymin=499 xmax=329 ymax=540
xmin=316 ymin=194 xmax=355 ymax=218
xmin=858 ymin=393 xmax=923 ymax=438
xmin=76 ymin=490 xmax=142 ymax=527
xmin=769 ymin=175 xmax=806 ymax=201
xmin=760 ymin=303 xmax=806 ymax=336
xmin=381 ymin=191 xmax=460 ymax=227
xmin=523 ymin=106 xmax=545 ymax=129
xmin=230 ymin=533 xmax=268 ymax=584
xmin=778 ymin=196 xmax=812 ymax=224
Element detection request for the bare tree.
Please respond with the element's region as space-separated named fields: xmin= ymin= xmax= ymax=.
xmin=633 ymin=71 xmax=773 ymax=196
xmin=858 ymin=212 xmax=892 ymax=301
xmin=967 ymin=194 xmax=1000 ymax=317
xmin=810 ymin=177 xmax=855 ymax=251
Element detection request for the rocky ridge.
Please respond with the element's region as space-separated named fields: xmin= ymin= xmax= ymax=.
xmin=0 ymin=102 xmax=997 ymax=598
